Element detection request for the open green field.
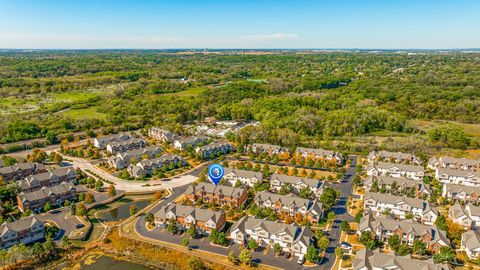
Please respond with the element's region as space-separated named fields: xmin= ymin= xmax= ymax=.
xmin=162 ymin=86 xmax=208 ymax=97
xmin=60 ymin=106 xmax=107 ymax=120
xmin=411 ymin=119 xmax=480 ymax=138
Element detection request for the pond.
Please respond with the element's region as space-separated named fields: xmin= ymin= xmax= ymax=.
xmin=100 ymin=200 xmax=150 ymax=222
xmin=83 ymin=255 xmax=155 ymax=270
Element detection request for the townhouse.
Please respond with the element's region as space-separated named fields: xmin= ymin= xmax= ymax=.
xmin=93 ymin=133 xmax=132 ymax=149
xmin=295 ymin=147 xmax=344 ymax=165
xmin=442 ymin=183 xmax=480 ymax=203
xmin=254 ymin=191 xmax=323 ymax=223
xmin=366 ymin=162 xmax=425 ymax=181
xmin=223 ymin=168 xmax=263 ymax=187
xmin=367 ymin=150 xmax=422 ymax=165
xmin=195 ymin=141 xmax=234 ymax=159
xmin=0 ymin=162 xmax=47 ymax=182
xmin=462 ymin=230 xmax=480 ymax=260
xmin=154 ymin=203 xmax=226 ymax=235
xmin=18 ymin=167 xmax=76 ymax=192
xmin=173 ymin=136 xmax=208 ymax=150
xmin=359 ymin=214 xmax=449 ymax=253
xmin=229 ymin=216 xmax=313 ymax=260
xmin=429 ymin=156 xmax=480 ymax=172
xmin=185 ymin=182 xmax=248 ymax=208
xmin=246 ymin=143 xmax=288 ymax=156
xmin=448 ymin=203 xmax=480 ymax=229
xmin=363 ymin=175 xmax=424 ymax=197
xmin=148 ymin=127 xmax=174 ymax=142
xmin=127 ymin=154 xmax=187 ymax=178
xmin=108 ymin=145 xmax=161 ymax=170
xmin=0 ymin=215 xmax=45 ymax=249
xmin=17 ymin=182 xmax=77 ymax=212
xmin=106 ymin=138 xmax=146 ymax=154
xmin=363 ymin=192 xmax=438 ymax=225
xmin=270 ymin=174 xmax=324 ymax=197
xmin=353 ymin=248 xmax=452 ymax=270
xmin=435 ymin=167 xmax=480 ymax=187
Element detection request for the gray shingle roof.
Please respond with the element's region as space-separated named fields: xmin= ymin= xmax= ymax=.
xmin=0 ymin=215 xmax=43 ymax=237
xmin=365 ymin=191 xmax=437 ymax=214
xmin=437 ymin=167 xmax=480 ymax=178
xmin=254 ymin=191 xmax=322 ymax=213
xmin=154 ymin=203 xmax=224 ymax=224
xmin=224 ymin=168 xmax=263 ymax=180
xmin=270 ymin=173 xmax=322 ymax=189
xmin=18 ymin=182 xmax=75 ymax=203
xmin=376 ymin=162 xmax=424 ymax=172
xmin=463 ymin=230 xmax=480 ymax=251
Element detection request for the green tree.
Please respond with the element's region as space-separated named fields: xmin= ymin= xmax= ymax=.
xmin=387 ymin=234 xmax=400 ymax=251
xmin=187 ymin=257 xmax=205 ymax=270
xmin=247 ymin=239 xmax=259 ymax=251
xmin=335 ymin=247 xmax=344 ymax=259
xmin=433 ymin=246 xmax=455 ymax=263
xmin=181 ymin=237 xmax=190 ymax=247
xmin=239 ymin=249 xmax=252 ymax=265
xmin=228 ymin=251 xmax=238 ymax=264
xmin=435 ymin=215 xmax=448 ymax=231
xmin=412 ymin=239 xmax=427 ymax=256
xmin=43 ymin=202 xmax=52 ymax=212
xmin=305 ymin=245 xmax=318 ymax=263
xmin=107 ymin=184 xmax=117 ymax=197
xmin=167 ymin=219 xmax=177 ymax=234
xmin=145 ymin=212 xmax=154 ymax=225
xmin=340 ymin=220 xmax=350 ymax=233
xmin=129 ymin=204 xmax=138 ymax=216
xmin=273 ymin=243 xmax=283 ymax=255
xmin=320 ymin=187 xmax=338 ymax=210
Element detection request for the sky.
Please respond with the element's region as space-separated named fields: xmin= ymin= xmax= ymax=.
xmin=0 ymin=0 xmax=479 ymax=49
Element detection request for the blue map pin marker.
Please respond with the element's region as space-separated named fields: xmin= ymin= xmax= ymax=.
xmin=208 ymin=164 xmax=224 ymax=185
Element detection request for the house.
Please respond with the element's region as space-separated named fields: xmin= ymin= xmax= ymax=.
xmin=295 ymin=147 xmax=344 ymax=165
xmin=185 ymin=182 xmax=248 ymax=208
xmin=0 ymin=215 xmax=45 ymax=249
xmin=462 ymin=230 xmax=480 ymax=260
xmin=363 ymin=175 xmax=424 ymax=197
xmin=93 ymin=133 xmax=132 ymax=149
xmin=246 ymin=143 xmax=288 ymax=156
xmin=127 ymin=154 xmax=187 ymax=178
xmin=106 ymin=138 xmax=146 ymax=154
xmin=366 ymin=162 xmax=425 ymax=181
xmin=148 ymin=127 xmax=174 ymax=142
xmin=353 ymin=248 xmax=452 ymax=270
xmin=367 ymin=150 xmax=422 ymax=165
xmin=442 ymin=184 xmax=480 ymax=203
xmin=195 ymin=141 xmax=234 ymax=159
xmin=270 ymin=174 xmax=324 ymax=197
xmin=18 ymin=167 xmax=76 ymax=192
xmin=229 ymin=216 xmax=313 ymax=260
xmin=435 ymin=167 xmax=480 ymax=187
xmin=359 ymin=214 xmax=449 ymax=253
xmin=108 ymin=146 xmax=161 ymax=170
xmin=429 ymin=156 xmax=480 ymax=171
xmin=154 ymin=203 xmax=226 ymax=235
xmin=174 ymin=136 xmax=208 ymax=150
xmin=254 ymin=191 xmax=323 ymax=223
xmin=448 ymin=203 xmax=480 ymax=229
xmin=17 ymin=182 xmax=77 ymax=212
xmin=0 ymin=163 xmax=47 ymax=182
xmin=223 ymin=168 xmax=263 ymax=187
xmin=363 ymin=192 xmax=438 ymax=225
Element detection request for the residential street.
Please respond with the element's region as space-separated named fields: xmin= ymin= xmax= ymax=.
xmin=132 ymin=156 xmax=358 ymax=270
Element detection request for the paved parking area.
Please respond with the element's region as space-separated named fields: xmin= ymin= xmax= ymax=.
xmin=38 ymin=208 xmax=84 ymax=240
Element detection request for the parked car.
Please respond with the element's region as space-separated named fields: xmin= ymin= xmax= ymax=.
xmin=340 ymin=242 xmax=352 ymax=250
xmin=297 ymin=255 xmax=305 ymax=264
xmin=284 ymin=252 xmax=291 ymax=259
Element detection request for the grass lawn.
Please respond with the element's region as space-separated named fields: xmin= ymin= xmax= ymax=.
xmin=412 ymin=119 xmax=480 ymax=138
xmin=162 ymin=86 xmax=208 ymax=97
xmin=61 ymin=106 xmax=107 ymax=120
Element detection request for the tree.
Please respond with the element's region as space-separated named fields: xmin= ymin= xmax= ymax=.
xmin=187 ymin=257 xmax=205 ymax=270
xmin=239 ymin=249 xmax=252 ymax=265
xmin=228 ymin=251 xmax=238 ymax=264
xmin=340 ymin=221 xmax=350 ymax=233
xmin=305 ymin=245 xmax=318 ymax=263
xmin=412 ymin=239 xmax=427 ymax=256
xmin=359 ymin=231 xmax=378 ymax=250
xmin=279 ymin=183 xmax=293 ymax=195
xmin=84 ymin=193 xmax=95 ymax=203
xmin=317 ymin=236 xmax=330 ymax=251
xmin=355 ymin=212 xmax=363 ymax=223
xmin=70 ymin=202 xmax=76 ymax=215
xmin=247 ymin=239 xmax=259 ymax=251
xmin=187 ymin=224 xmax=198 ymax=238
xmin=397 ymin=245 xmax=411 ymax=256
xmin=273 ymin=243 xmax=283 ymax=255
xmin=335 ymin=247 xmax=344 ymax=259
xmin=75 ymin=203 xmax=87 ymax=216
xmin=181 ymin=237 xmax=190 ymax=247
xmin=299 ymin=187 xmax=312 ymax=199
xmin=43 ymin=202 xmax=52 ymax=212
xmin=145 ymin=212 xmax=154 ymax=225
xmin=327 ymin=211 xmax=336 ymax=220
xmin=167 ymin=219 xmax=177 ymax=234
xmin=129 ymin=204 xmax=138 ymax=216
xmin=435 ymin=215 xmax=448 ymax=231
xmin=107 ymin=184 xmax=116 ymax=197
xmin=387 ymin=234 xmax=400 ymax=251
xmin=320 ymin=187 xmax=338 ymax=210
xmin=433 ymin=246 xmax=455 ymax=263
xmin=61 ymin=235 xmax=72 ymax=250
xmin=428 ymin=124 xmax=471 ymax=149
xmin=95 ymin=180 xmax=104 ymax=191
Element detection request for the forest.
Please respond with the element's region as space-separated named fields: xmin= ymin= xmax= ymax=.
xmin=0 ymin=50 xmax=479 ymax=155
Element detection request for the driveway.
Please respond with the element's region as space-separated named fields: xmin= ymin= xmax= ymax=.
xmin=38 ymin=208 xmax=83 ymax=240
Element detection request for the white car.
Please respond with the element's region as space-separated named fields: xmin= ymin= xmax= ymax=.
xmin=340 ymin=242 xmax=352 ymax=250
xmin=297 ymin=255 xmax=305 ymax=264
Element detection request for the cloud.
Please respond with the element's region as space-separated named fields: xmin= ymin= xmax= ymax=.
xmin=244 ymin=33 xmax=299 ymax=41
